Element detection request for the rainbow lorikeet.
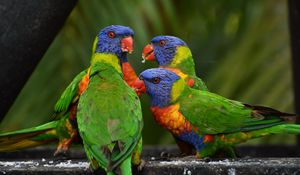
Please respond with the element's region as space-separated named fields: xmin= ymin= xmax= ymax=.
xmin=0 ymin=25 xmax=144 ymax=171
xmin=76 ymin=25 xmax=143 ymax=174
xmin=142 ymin=35 xmax=210 ymax=155
xmin=142 ymin=35 xmax=208 ymax=91
xmin=140 ymin=68 xmax=299 ymax=158
xmin=0 ymin=64 xmax=90 ymax=155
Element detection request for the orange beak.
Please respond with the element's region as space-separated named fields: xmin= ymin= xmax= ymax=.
xmin=142 ymin=44 xmax=155 ymax=61
xmin=121 ymin=36 xmax=134 ymax=54
xmin=133 ymin=79 xmax=146 ymax=97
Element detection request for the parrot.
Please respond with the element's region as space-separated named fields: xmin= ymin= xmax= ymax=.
xmin=0 ymin=25 xmax=144 ymax=173
xmin=0 ymin=67 xmax=89 ymax=155
xmin=139 ymin=68 xmax=299 ymax=158
xmin=142 ymin=35 xmax=208 ymax=91
xmin=75 ymin=25 xmax=143 ymax=175
xmin=142 ymin=35 xmax=210 ymax=155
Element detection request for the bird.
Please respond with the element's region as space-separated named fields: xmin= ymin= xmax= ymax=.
xmin=0 ymin=25 xmax=143 ymax=174
xmin=142 ymin=35 xmax=208 ymax=91
xmin=76 ymin=25 xmax=143 ymax=174
xmin=139 ymin=67 xmax=299 ymax=158
xmin=142 ymin=35 xmax=210 ymax=155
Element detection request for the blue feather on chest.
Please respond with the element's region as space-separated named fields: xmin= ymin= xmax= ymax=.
xmin=178 ymin=131 xmax=207 ymax=151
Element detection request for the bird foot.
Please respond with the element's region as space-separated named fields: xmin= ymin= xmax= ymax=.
xmin=160 ymin=151 xmax=169 ymax=157
xmin=150 ymin=151 xmax=171 ymax=161
xmin=180 ymin=152 xmax=192 ymax=157
xmin=160 ymin=151 xmax=172 ymax=158
xmin=54 ymin=146 xmax=70 ymax=157
xmin=137 ymin=159 xmax=146 ymax=171
xmin=203 ymin=157 xmax=212 ymax=162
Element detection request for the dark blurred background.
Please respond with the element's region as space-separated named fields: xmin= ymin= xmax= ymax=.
xmin=0 ymin=0 xmax=294 ymax=145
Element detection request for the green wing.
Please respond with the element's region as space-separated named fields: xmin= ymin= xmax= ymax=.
xmin=54 ymin=69 xmax=87 ymax=114
xmin=77 ymin=63 xmax=142 ymax=171
xmin=190 ymin=75 xmax=208 ymax=91
xmin=185 ymin=55 xmax=208 ymax=91
xmin=178 ymin=88 xmax=289 ymax=134
xmin=173 ymin=55 xmax=208 ymax=91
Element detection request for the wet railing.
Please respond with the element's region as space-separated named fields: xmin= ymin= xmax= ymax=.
xmin=1 ymin=146 xmax=300 ymax=175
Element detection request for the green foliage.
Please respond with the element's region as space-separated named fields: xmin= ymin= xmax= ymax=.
xmin=1 ymin=0 xmax=293 ymax=145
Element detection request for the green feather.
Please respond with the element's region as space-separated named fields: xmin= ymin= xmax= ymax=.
xmin=176 ymin=83 xmax=293 ymax=134
xmin=54 ymin=69 xmax=87 ymax=113
xmin=0 ymin=114 xmax=73 ymax=151
xmin=77 ymin=59 xmax=142 ymax=173
xmin=168 ymin=46 xmax=208 ymax=91
xmin=166 ymin=76 xmax=299 ymax=158
xmin=0 ymin=121 xmax=57 ymax=137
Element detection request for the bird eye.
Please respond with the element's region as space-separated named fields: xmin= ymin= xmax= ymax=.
xmin=159 ymin=40 xmax=166 ymax=46
xmin=108 ymin=31 xmax=116 ymax=38
xmin=152 ymin=77 xmax=160 ymax=84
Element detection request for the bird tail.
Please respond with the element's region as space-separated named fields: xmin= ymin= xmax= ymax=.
xmin=251 ymin=124 xmax=300 ymax=136
xmin=221 ymin=124 xmax=300 ymax=145
xmin=244 ymin=104 xmax=296 ymax=122
xmin=238 ymin=104 xmax=297 ymax=132
xmin=0 ymin=121 xmax=58 ymax=152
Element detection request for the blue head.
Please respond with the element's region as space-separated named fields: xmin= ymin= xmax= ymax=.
xmin=142 ymin=35 xmax=187 ymax=66
xmin=95 ymin=25 xmax=134 ymax=59
xmin=139 ymin=68 xmax=180 ymax=107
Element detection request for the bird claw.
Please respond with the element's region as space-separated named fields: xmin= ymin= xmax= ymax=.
xmin=160 ymin=151 xmax=171 ymax=158
xmin=137 ymin=159 xmax=146 ymax=171
xmin=53 ymin=147 xmax=69 ymax=157
xmin=203 ymin=157 xmax=212 ymax=162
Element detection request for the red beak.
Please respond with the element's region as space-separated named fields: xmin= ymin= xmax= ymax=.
xmin=142 ymin=44 xmax=155 ymax=61
xmin=133 ymin=79 xmax=146 ymax=97
xmin=121 ymin=36 xmax=134 ymax=54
